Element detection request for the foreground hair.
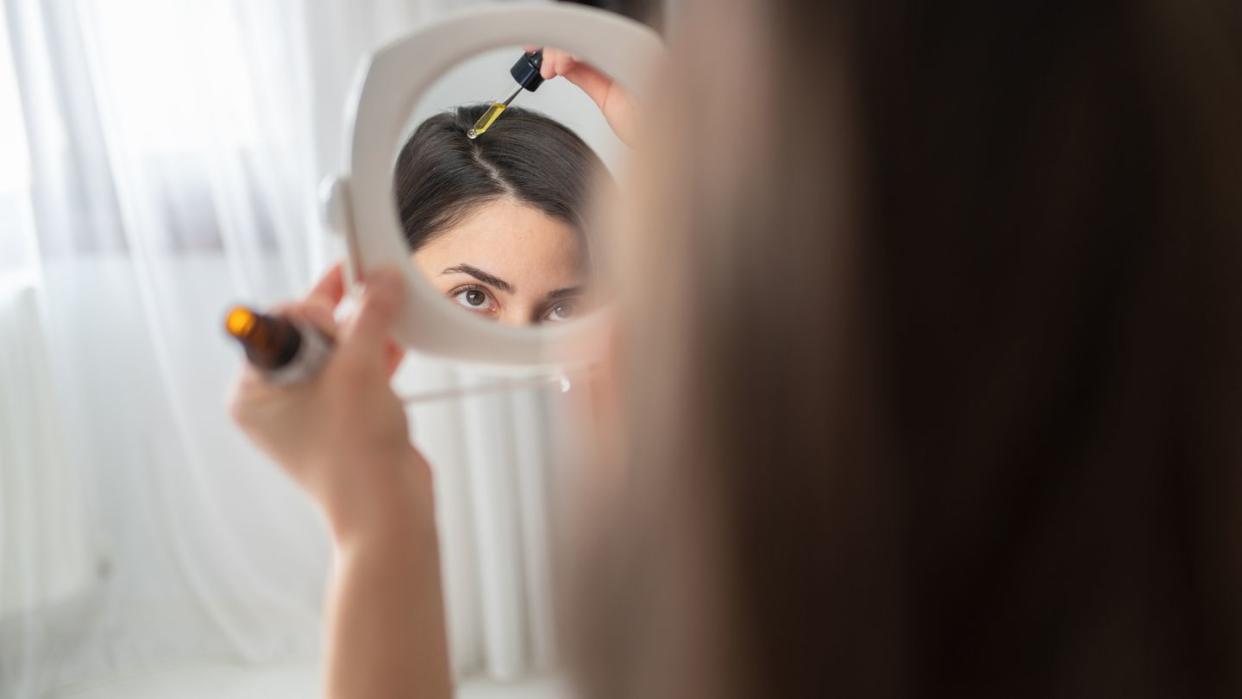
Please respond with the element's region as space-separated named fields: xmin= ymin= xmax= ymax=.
xmin=582 ymin=1 xmax=1242 ymax=698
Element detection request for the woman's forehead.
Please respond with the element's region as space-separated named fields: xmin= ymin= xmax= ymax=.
xmin=413 ymin=198 xmax=585 ymax=291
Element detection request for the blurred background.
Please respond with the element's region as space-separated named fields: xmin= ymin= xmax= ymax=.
xmin=0 ymin=1 xmax=660 ymax=696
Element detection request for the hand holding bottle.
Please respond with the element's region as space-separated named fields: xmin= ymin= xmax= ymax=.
xmin=228 ymin=264 xmax=428 ymax=543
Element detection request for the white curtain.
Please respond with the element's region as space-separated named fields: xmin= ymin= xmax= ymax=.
xmin=0 ymin=0 xmax=594 ymax=695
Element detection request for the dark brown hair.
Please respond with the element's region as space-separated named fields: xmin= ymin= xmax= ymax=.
xmin=589 ymin=1 xmax=1242 ymax=697
xmin=393 ymin=104 xmax=607 ymax=253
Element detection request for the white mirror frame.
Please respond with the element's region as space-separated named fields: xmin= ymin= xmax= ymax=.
xmin=322 ymin=3 xmax=664 ymax=367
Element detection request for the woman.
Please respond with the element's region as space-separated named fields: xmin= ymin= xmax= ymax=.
xmin=232 ymin=1 xmax=1242 ymax=697
xmin=395 ymin=105 xmax=608 ymax=327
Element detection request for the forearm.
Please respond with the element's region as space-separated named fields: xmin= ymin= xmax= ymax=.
xmin=323 ymin=468 xmax=452 ymax=699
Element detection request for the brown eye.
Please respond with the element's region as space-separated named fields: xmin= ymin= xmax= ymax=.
xmin=543 ymin=301 xmax=576 ymax=322
xmin=453 ymin=287 xmax=495 ymax=313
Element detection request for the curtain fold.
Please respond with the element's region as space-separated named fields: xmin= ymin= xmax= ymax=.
xmin=1 ymin=0 xmax=592 ymax=695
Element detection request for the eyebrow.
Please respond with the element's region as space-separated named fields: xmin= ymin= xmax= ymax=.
xmin=545 ymin=286 xmax=583 ymax=302
xmin=441 ymin=264 xmax=513 ymax=293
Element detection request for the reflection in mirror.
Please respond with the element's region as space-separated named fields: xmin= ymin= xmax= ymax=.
xmin=392 ymin=47 xmax=624 ymax=329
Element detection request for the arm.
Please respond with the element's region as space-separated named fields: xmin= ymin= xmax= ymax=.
xmin=229 ymin=265 xmax=452 ymax=698
xmin=326 ymin=465 xmax=451 ymax=699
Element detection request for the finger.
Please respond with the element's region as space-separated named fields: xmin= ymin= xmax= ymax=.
xmin=538 ymin=47 xmax=559 ymax=79
xmin=271 ymin=301 xmax=338 ymax=340
xmin=540 ymin=48 xmax=574 ymax=80
xmin=562 ymin=63 xmax=614 ymax=109
xmin=563 ymin=64 xmax=637 ymax=145
xmin=341 ymin=267 xmax=404 ymax=361
xmin=228 ymin=358 xmax=285 ymax=408
xmin=296 ymin=304 xmax=338 ymax=340
xmin=306 ymin=263 xmax=346 ymax=310
xmin=556 ymin=52 xmax=580 ymax=77
xmin=384 ymin=339 xmax=406 ymax=379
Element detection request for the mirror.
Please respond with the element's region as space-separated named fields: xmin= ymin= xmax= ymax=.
xmin=330 ymin=4 xmax=664 ymax=366
xmin=394 ymin=46 xmax=626 ymax=330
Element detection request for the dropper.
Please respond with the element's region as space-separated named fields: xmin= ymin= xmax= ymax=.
xmin=467 ymin=50 xmax=546 ymax=140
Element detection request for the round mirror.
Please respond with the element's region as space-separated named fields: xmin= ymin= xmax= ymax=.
xmin=331 ymin=4 xmax=663 ymax=367
xmin=396 ymin=46 xmax=621 ymax=332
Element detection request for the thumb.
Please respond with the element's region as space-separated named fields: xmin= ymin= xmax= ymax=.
xmin=342 ymin=267 xmax=404 ymax=362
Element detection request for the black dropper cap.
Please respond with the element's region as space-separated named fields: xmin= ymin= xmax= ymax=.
xmin=510 ymin=50 xmax=545 ymax=92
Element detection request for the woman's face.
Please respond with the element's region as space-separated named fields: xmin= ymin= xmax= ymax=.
xmin=411 ymin=197 xmax=587 ymax=327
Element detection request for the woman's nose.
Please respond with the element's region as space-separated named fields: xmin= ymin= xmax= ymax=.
xmin=498 ymin=305 xmax=537 ymax=328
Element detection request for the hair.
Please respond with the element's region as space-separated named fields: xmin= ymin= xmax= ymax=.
xmin=393 ymin=104 xmax=607 ymax=256
xmin=576 ymin=1 xmax=1242 ymax=698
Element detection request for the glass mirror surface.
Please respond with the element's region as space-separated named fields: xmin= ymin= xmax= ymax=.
xmin=392 ymin=46 xmax=629 ymax=330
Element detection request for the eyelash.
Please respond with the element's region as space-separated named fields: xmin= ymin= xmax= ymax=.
xmin=540 ymin=298 xmax=578 ymax=323
xmin=448 ymin=285 xmax=582 ymax=323
xmin=449 ymin=284 xmax=498 ymax=313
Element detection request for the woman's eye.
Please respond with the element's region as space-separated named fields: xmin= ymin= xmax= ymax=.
xmin=453 ymin=287 xmax=494 ymax=312
xmin=544 ymin=301 xmax=576 ymax=322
